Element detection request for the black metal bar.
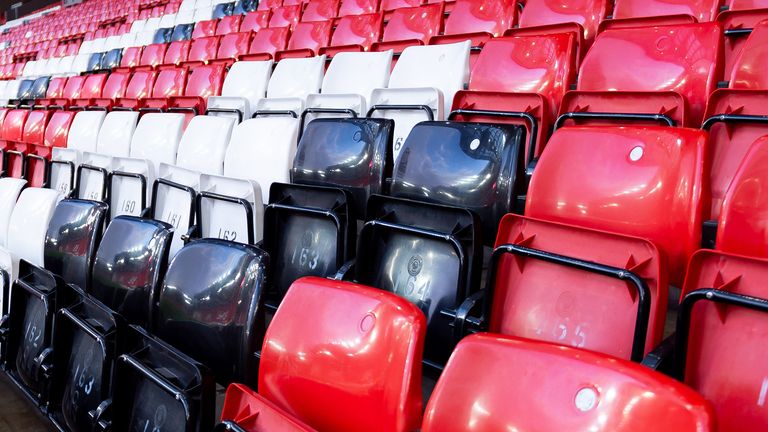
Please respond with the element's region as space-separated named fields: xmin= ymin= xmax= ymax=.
xmin=366 ymin=104 xmax=435 ymax=121
xmin=484 ymin=243 xmax=651 ymax=362
xmin=4 ymin=150 xmax=26 ymax=179
xmin=252 ymin=110 xmax=298 ymax=119
xmin=50 ymin=160 xmax=75 ymax=197
xmin=108 ymin=171 xmax=148 ymax=219
xmin=118 ymin=354 xmax=192 ymax=421
xmin=724 ymin=28 xmax=753 ymax=37
xmin=25 ymin=154 xmax=49 ymax=188
xmin=151 ymin=177 xmax=196 ymax=233
xmin=75 ymin=164 xmax=108 ymax=201
xmin=167 ymin=106 xmax=198 ymax=115
xmin=298 ymin=107 xmax=358 ymax=140
xmin=214 ymin=420 xmax=248 ymax=432
xmin=84 ymin=105 xmax=109 ymax=112
xmin=701 ymin=113 xmax=768 ymax=130
xmin=205 ymin=107 xmax=243 ymax=123
xmin=554 ymin=111 xmax=676 ymax=130
xmin=137 ymin=106 xmax=164 ymax=114
xmin=448 ymin=108 xmax=538 ymax=169
xmin=674 ymin=288 xmax=768 ymax=380
xmin=196 ymin=191 xmax=255 ymax=245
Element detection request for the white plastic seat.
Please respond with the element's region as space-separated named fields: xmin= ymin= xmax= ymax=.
xmin=152 ymin=116 xmax=235 ymax=254
xmin=135 ymin=30 xmax=156 ymax=47
xmin=199 ymin=115 xmax=299 ymax=245
xmin=43 ymin=57 xmax=60 ymax=75
xmin=108 ymin=113 xmax=185 ymax=220
xmin=22 ymin=60 xmax=37 ymax=77
xmin=130 ymin=19 xmax=148 ymax=34
xmin=180 ymin=0 xmax=197 ymax=11
xmin=69 ymin=54 xmax=89 ymax=75
xmin=78 ymin=40 xmax=94 ymax=55
xmin=369 ymin=41 xmax=471 ymax=160
xmin=90 ymin=38 xmax=107 ymax=54
xmin=0 ymin=178 xmax=28 ymax=248
xmin=262 ymin=55 xmax=326 ymax=114
xmin=159 ymin=14 xmax=177 ymax=28
xmin=0 ymin=187 xmax=63 ymax=306
xmin=51 ymin=111 xmax=107 ymax=195
xmin=77 ymin=111 xmax=140 ymax=202
xmin=120 ymin=32 xmax=138 ymax=48
xmin=193 ymin=6 xmax=215 ymax=22
xmin=196 ymin=0 xmax=213 ymax=7
xmin=144 ymin=17 xmax=162 ymax=33
xmin=105 ymin=35 xmax=122 ymax=51
xmin=1 ymin=80 xmax=21 ymax=104
xmin=175 ymin=9 xmax=196 ymax=25
xmin=207 ymin=60 xmax=272 ymax=122
xmin=304 ymin=50 xmax=393 ymax=127
xmin=0 ymin=82 xmax=9 ymax=102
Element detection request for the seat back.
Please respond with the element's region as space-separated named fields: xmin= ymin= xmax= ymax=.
xmin=164 ymin=40 xmax=192 ymax=65
xmin=285 ymin=21 xmax=332 ymax=55
xmin=303 ymin=0 xmax=340 ymax=22
xmin=729 ymin=20 xmax=768 ymax=89
xmin=0 ymin=178 xmax=28 ymax=247
xmin=80 ymin=73 xmax=107 ymax=99
xmin=216 ymin=14 xmax=242 ymax=35
xmin=216 ymin=32 xmax=251 ymax=61
xmin=138 ymin=43 xmax=168 ymax=68
xmin=124 ymin=70 xmax=157 ymax=99
xmin=43 ymin=199 xmax=108 ymax=291
xmin=50 ymin=111 xmax=107 ymax=195
xmin=677 ymin=249 xmax=768 ymax=430
xmin=44 ymin=77 xmax=67 ymax=99
xmin=339 ymin=0 xmax=378 ymax=16
xmin=172 ymin=23 xmax=195 ymax=41
xmin=526 ymin=126 xmax=707 ymax=286
xmin=189 ymin=35 xmax=220 ymax=63
xmin=422 ymin=333 xmax=714 ymax=431
xmin=102 ymin=48 xmax=123 ymax=69
xmin=151 ymin=67 xmax=187 ymax=98
xmin=613 ymin=0 xmax=720 ymax=22
xmin=43 ymin=111 xmax=75 ymax=150
xmin=268 ymin=5 xmax=301 ymax=29
xmin=183 ymin=64 xmax=225 ymax=98
xmin=100 ymin=71 xmax=131 ymax=101
xmin=21 ymin=109 xmax=52 ymax=145
xmin=259 ymin=276 xmax=425 ymax=432
xmin=193 ymin=19 xmax=218 ymax=38
xmin=120 ymin=46 xmax=143 ymax=69
xmin=266 ymin=55 xmax=326 ymax=101
xmin=155 ymin=239 xmax=268 ymax=383
xmin=208 ymin=60 xmax=272 ymax=120
xmin=8 ymin=188 xmax=64 ymax=267
xmin=90 ymin=216 xmax=173 ymax=327
xmin=443 ymin=0 xmax=516 ymax=37
xmin=328 ymin=12 xmax=383 ymax=51
xmin=172 ymin=115 xmax=234 ymax=175
xmin=381 ymin=4 xmax=442 ymax=46
xmin=240 ymin=10 xmax=271 ymax=33
xmin=247 ymin=27 xmax=290 ymax=58
xmin=518 ymin=0 xmax=609 ymax=43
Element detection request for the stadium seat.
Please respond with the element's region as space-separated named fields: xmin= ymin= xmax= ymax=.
xmin=562 ymin=22 xmax=723 ymax=128
xmin=2 ymin=109 xmax=31 ymax=179
xmin=303 ymin=51 xmax=392 ymax=130
xmin=338 ymin=0 xmax=379 ymax=16
xmin=303 ymin=0 xmax=340 ymax=21
xmin=240 ymin=27 xmax=289 ymax=60
xmin=155 ymin=239 xmax=268 ymax=383
xmin=89 ymin=71 xmax=132 ymax=109
xmin=184 ymin=35 xmax=220 ymax=65
xmin=166 ymin=64 xmax=225 ymax=118
xmin=612 ymin=0 xmax=721 ymax=22
xmin=171 ymin=23 xmax=194 ymax=41
xmin=716 ymin=136 xmax=768 ymax=256
xmin=218 ymin=277 xmax=425 ymax=431
xmin=526 ymin=126 xmax=707 ymax=286
xmin=50 ymin=111 xmax=107 ymax=195
xmin=162 ymin=40 xmax=192 ymax=66
xmin=369 ymin=41 xmax=470 ymax=160
xmin=152 ymin=115 xmax=234 ymax=254
xmin=422 ymin=333 xmax=714 ymax=431
xmin=729 ymin=20 xmax=768 ymax=89
xmin=261 ymin=55 xmax=326 ymax=113
xmin=135 ymin=42 xmax=168 ymax=69
xmin=675 ymin=249 xmax=768 ymax=431
xmin=207 ymin=60 xmax=272 ymax=121
xmin=212 ymin=31 xmax=252 ymax=66
xmin=120 ymin=46 xmax=144 ymax=69
xmin=372 ymin=3 xmax=442 ymax=53
xmin=268 ymin=5 xmax=301 ymax=29
xmin=216 ymin=14 xmax=242 ymax=34
xmin=233 ymin=0 xmax=259 ymax=14
xmin=108 ymin=113 xmax=185 ymax=221
xmin=728 ymin=0 xmax=768 ymax=8
xmin=218 ymin=384 xmax=314 ymax=431
xmin=431 ymin=0 xmax=516 ymax=47
xmin=517 ymin=0 xmax=610 ymax=47
xmin=193 ymin=18 xmax=218 ymax=38
xmin=718 ymin=9 xmax=768 ymax=82
xmin=68 ymin=73 xmax=107 ymax=109
xmin=450 ymin=33 xmax=578 ymax=170
xmin=0 ymin=178 xmax=27 ymax=252
xmin=112 ymin=70 xmax=158 ymax=110
xmin=240 ymin=10 xmax=270 ymax=33
xmin=111 ymin=325 xmax=215 ymax=432
xmin=320 ymin=12 xmax=383 ymax=56
xmin=277 ymin=21 xmax=332 ymax=59
xmin=128 ymin=67 xmax=187 ymax=112
xmin=77 ymin=111 xmax=140 ymax=202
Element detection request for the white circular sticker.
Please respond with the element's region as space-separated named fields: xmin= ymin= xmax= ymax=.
xmin=629 ymin=146 xmax=644 ymax=162
xmin=574 ymin=387 xmax=598 ymax=412
xmin=469 ymin=139 xmax=480 ymax=150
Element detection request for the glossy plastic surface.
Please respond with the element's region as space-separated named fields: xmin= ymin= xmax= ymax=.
xmin=7 ymin=188 xmax=63 ymax=267
xmin=124 ymin=70 xmax=157 ymax=100
xmin=80 ymin=73 xmax=107 ymax=100
xmin=718 ymin=9 xmax=768 ymax=82
xmin=292 ymin=118 xmax=393 ymax=214
xmin=246 ymin=27 xmax=289 ymax=59
xmin=303 ymin=0 xmax=340 ymax=21
xmin=326 ymin=12 xmax=383 ymax=52
xmin=422 ymin=333 xmax=714 ymax=431
xmin=613 ymin=0 xmax=720 ymax=22
xmin=102 ymin=48 xmax=122 ymax=69
xmin=240 ymin=10 xmax=270 ymax=33
xmin=577 ymin=22 xmax=722 ymax=126
xmin=163 ymin=40 xmax=191 ymax=65
xmin=120 ymin=46 xmax=143 ymax=69
xmin=44 ymin=77 xmax=67 ymax=99
xmin=285 ymin=21 xmax=332 ymax=55
xmin=269 ymin=5 xmax=301 ymax=29
xmin=217 ymin=32 xmax=251 ymax=61
xmin=217 ymin=15 xmax=242 ymax=35
xmin=729 ymin=0 xmax=768 ymax=8
xmin=717 ymin=136 xmax=768 ymax=256
xmin=156 ymin=239 xmax=268 ymax=383
xmin=90 ymin=216 xmax=173 ymax=327
xmin=219 ymin=383 xmax=316 ymax=431
xmin=138 ymin=43 xmax=168 ymax=68
xmin=44 ymin=199 xmax=108 ymax=292
xmin=21 ymin=109 xmax=51 ymax=145
xmin=390 ymin=121 xmax=526 ymax=242
xmin=379 ymin=4 xmax=442 ymax=46
xmin=43 ymin=111 xmax=75 ymax=149
xmin=193 ymin=19 xmax=218 ymax=38
xmin=442 ymin=0 xmax=515 ymax=37
xmin=151 ymin=67 xmax=187 ymax=98
xmin=730 ymin=20 xmax=768 ymax=89
xmin=259 ymin=277 xmax=425 ymax=432
xmin=518 ymin=0 xmax=609 ymax=43
xmin=490 ymin=214 xmax=667 ymax=358
xmin=339 ymin=0 xmax=379 ymax=15
xmin=172 ymin=24 xmax=194 ymax=42
xmin=189 ymin=35 xmax=220 ymax=63
xmin=257 ymin=0 xmax=282 ymax=10
xmin=527 ymin=126 xmax=707 ymax=286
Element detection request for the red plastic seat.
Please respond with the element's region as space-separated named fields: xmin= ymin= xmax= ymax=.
xmin=729 ymin=20 xmax=768 ymax=89
xmin=34 ymin=76 xmax=68 ymax=108
xmin=430 ymin=0 xmax=517 ymax=47
xmin=339 ymin=0 xmax=379 ymax=16
xmin=613 ymin=0 xmax=721 ymax=22
xmin=240 ymin=27 xmax=290 ymax=60
xmin=526 ymin=126 xmax=708 ymax=286
xmin=193 ymin=19 xmax=218 ymax=38
xmin=422 ymin=333 xmax=714 ymax=432
xmin=114 ymin=70 xmax=159 ymax=110
xmin=90 ymin=71 xmax=132 ymax=109
xmin=258 ymin=0 xmax=283 ymax=10
xmin=486 ymin=213 xmax=666 ymax=361
xmin=219 ymin=277 xmax=425 ymax=431
xmin=382 ymin=0 xmax=423 ymax=17
xmin=321 ymin=12 xmax=383 ymax=55
xmin=241 ymin=10 xmax=271 ymax=33
xmin=372 ymin=3 xmax=442 ymax=53
xmin=168 ymin=64 xmax=225 ymax=116
xmin=269 ymin=5 xmax=301 ymax=29
xmin=563 ymin=22 xmax=723 ymax=128
xmin=137 ymin=42 xmax=169 ymax=69
xmin=677 ymin=249 xmax=768 ymax=431
xmin=214 ymin=32 xmax=253 ymax=66
xmin=121 ymin=46 xmax=144 ymax=70
xmin=718 ymin=9 xmax=768 ymax=82
xmin=185 ymin=35 xmax=220 ymax=65
xmin=716 ymin=136 xmax=768 ymax=256
xmin=142 ymin=67 xmax=188 ymax=111
xmin=70 ymin=73 xmax=108 ymax=108
xmin=163 ymin=40 xmax=192 ymax=66
xmin=518 ymin=0 xmax=610 ymax=45
xmin=41 ymin=75 xmax=85 ymax=109
xmin=277 ymin=21 xmax=332 ymax=59
xmin=1 ymin=109 xmax=30 ymax=178
xmin=451 ymin=33 xmax=577 ymax=166
xmin=21 ymin=109 xmax=52 ymax=145
xmin=219 ymin=384 xmax=314 ymax=431
xmin=19 ymin=109 xmax=54 ymax=187
xmin=43 ymin=110 xmax=75 ymax=150
xmin=217 ymin=15 xmax=243 ymax=35
xmin=729 ymin=0 xmax=768 ymax=8
xmin=303 ymin=0 xmax=340 ymax=21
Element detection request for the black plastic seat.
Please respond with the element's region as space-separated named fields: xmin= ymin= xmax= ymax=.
xmin=233 ymin=0 xmax=257 ymax=15
xmin=154 ymin=239 xmax=268 ymax=384
xmin=171 ymin=23 xmax=194 ymax=42
xmin=101 ymin=48 xmax=123 ymax=70
xmin=153 ymin=27 xmax=173 ymax=44
xmin=15 ymin=79 xmax=35 ymax=101
xmin=90 ymin=216 xmax=173 ymax=328
xmin=291 ymin=117 xmax=394 ymax=216
xmin=29 ymin=76 xmax=50 ymax=100
xmin=86 ymin=52 xmax=104 ymax=73
xmin=213 ymin=2 xmax=235 ymax=19
xmin=353 ymin=194 xmax=482 ymax=368
xmin=0 ymin=199 xmax=107 ymax=406
xmin=389 ymin=121 xmax=526 ymax=242
xmin=263 ymin=183 xmax=356 ymax=308
xmin=111 ymin=325 xmax=214 ymax=432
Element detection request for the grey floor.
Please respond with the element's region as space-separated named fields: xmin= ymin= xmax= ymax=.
xmin=0 ymin=374 xmax=51 ymax=432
